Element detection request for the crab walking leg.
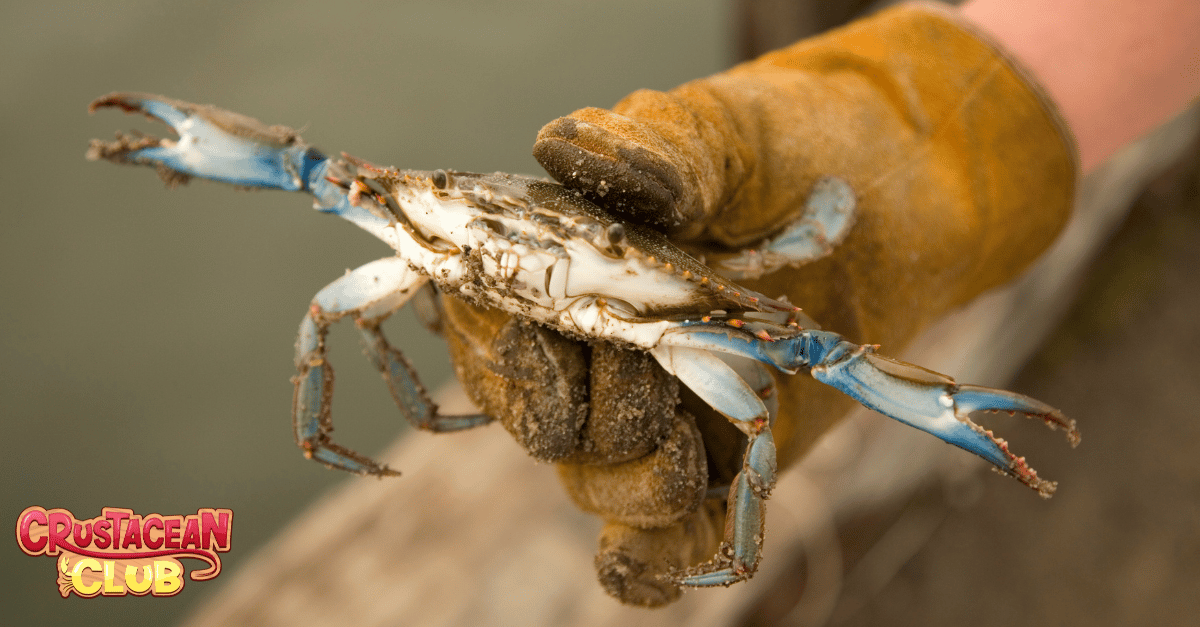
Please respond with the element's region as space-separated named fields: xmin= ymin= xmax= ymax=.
xmin=711 ymin=176 xmax=856 ymax=280
xmin=356 ymin=322 xmax=492 ymax=432
xmin=662 ymin=325 xmax=1079 ymax=497
xmin=293 ymin=257 xmax=489 ymax=476
xmin=712 ymin=353 xmax=780 ymax=429
xmin=650 ymin=345 xmax=778 ymax=586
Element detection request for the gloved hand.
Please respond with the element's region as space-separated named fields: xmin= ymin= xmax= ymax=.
xmin=442 ymin=1 xmax=1076 ymax=606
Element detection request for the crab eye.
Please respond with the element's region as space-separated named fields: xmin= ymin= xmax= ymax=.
xmin=431 ymin=169 xmax=450 ymax=189
xmin=606 ymin=222 xmax=626 ymax=244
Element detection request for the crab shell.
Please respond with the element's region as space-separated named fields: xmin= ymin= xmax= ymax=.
xmin=347 ymin=164 xmax=805 ymax=347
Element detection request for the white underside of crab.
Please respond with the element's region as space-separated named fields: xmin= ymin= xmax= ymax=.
xmin=344 ymin=180 xmax=727 ymax=352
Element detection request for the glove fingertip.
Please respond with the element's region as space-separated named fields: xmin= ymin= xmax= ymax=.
xmin=534 ymin=131 xmax=690 ymax=229
xmin=595 ymin=542 xmax=681 ymax=607
xmin=593 ymin=500 xmax=725 ymax=606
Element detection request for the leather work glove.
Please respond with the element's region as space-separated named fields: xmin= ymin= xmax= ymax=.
xmin=441 ymin=1 xmax=1076 ymax=606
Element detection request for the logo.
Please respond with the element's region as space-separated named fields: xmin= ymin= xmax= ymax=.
xmin=16 ymin=506 xmax=233 ymax=598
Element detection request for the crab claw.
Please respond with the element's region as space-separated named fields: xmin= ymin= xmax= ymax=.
xmin=807 ymin=342 xmax=1079 ymax=497
xmin=667 ymin=324 xmax=1078 ymax=497
xmin=88 ymin=92 xmax=328 ymax=193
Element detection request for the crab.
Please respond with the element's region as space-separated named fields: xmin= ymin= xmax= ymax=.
xmin=87 ymin=92 xmax=1079 ymax=588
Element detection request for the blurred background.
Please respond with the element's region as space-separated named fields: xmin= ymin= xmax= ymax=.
xmin=1 ymin=0 xmax=729 ymax=623
xmin=3 ymin=0 xmax=1197 ymax=625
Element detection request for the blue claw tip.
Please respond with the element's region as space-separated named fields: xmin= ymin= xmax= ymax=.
xmin=89 ymin=92 xmax=328 ymax=192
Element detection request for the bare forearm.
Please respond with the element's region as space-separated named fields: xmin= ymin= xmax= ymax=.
xmin=961 ymin=0 xmax=1200 ymax=173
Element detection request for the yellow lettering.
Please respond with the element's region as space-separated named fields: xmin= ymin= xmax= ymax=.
xmin=124 ymin=564 xmax=153 ymax=594
xmin=71 ymin=558 xmax=102 ymax=596
xmin=102 ymin=560 xmax=126 ymax=594
xmin=153 ymin=560 xmax=182 ymax=595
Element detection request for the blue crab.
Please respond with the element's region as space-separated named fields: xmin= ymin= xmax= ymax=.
xmin=88 ymin=93 xmax=1079 ymax=587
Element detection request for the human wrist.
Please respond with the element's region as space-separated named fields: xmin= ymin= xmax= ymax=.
xmin=960 ymin=0 xmax=1200 ymax=172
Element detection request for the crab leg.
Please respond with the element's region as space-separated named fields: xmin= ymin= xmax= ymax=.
xmin=650 ymin=345 xmax=778 ymax=586
xmin=295 ymin=257 xmax=491 ymax=475
xmin=663 ymin=324 xmax=1079 ymax=497
xmin=88 ymin=92 xmax=325 ymax=191
xmin=709 ymin=176 xmax=856 ymax=280
xmin=87 ymin=93 xmax=396 ymax=242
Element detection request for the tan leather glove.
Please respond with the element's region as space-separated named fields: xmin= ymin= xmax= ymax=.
xmin=443 ymin=1 xmax=1076 ymax=606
